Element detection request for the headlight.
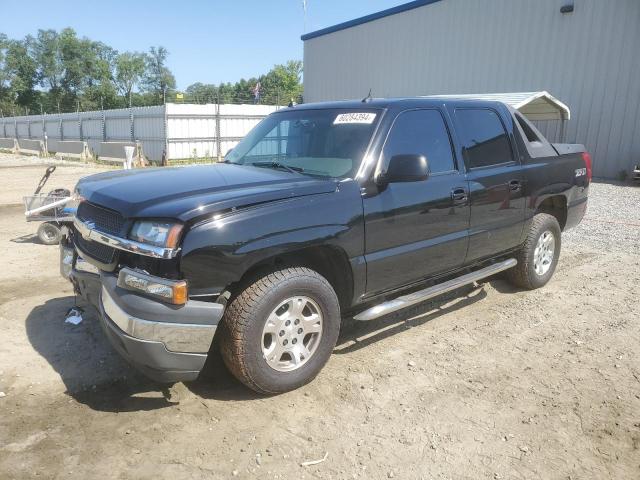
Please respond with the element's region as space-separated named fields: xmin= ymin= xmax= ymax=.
xmin=117 ymin=268 xmax=188 ymax=305
xmin=129 ymin=220 xmax=183 ymax=248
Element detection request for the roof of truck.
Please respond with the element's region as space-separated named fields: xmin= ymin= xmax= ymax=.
xmin=287 ymin=91 xmax=570 ymax=121
xmin=285 ymin=97 xmax=491 ymax=110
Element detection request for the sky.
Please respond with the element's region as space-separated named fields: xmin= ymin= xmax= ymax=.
xmin=1 ymin=0 xmax=406 ymax=90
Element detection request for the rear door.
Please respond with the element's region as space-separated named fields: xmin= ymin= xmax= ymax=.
xmin=363 ymin=108 xmax=470 ymax=295
xmin=451 ymin=107 xmax=525 ymax=262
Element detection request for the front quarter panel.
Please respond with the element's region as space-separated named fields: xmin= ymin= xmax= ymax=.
xmin=180 ymin=180 xmax=364 ymax=296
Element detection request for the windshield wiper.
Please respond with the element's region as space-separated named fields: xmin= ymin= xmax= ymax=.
xmin=251 ymin=161 xmax=304 ymax=175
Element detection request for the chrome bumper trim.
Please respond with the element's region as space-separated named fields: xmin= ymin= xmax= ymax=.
xmin=101 ymin=285 xmax=216 ymax=353
xmin=74 ymin=217 xmax=179 ymax=259
xmin=76 ymin=254 xmax=100 ymax=275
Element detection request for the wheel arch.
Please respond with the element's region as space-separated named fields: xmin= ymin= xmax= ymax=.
xmin=227 ymin=245 xmax=354 ymax=310
xmin=535 ymin=194 xmax=568 ymax=230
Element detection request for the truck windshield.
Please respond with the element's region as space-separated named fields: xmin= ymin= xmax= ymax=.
xmin=225 ymin=108 xmax=381 ymax=178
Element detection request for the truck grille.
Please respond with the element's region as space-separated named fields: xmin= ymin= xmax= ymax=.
xmin=77 ymin=201 xmax=125 ymax=236
xmin=75 ymin=231 xmax=117 ymax=265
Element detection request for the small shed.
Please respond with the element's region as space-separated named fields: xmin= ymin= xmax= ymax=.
xmin=427 ymin=91 xmax=571 ymax=142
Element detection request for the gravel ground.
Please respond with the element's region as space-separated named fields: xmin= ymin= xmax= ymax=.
xmin=0 ymin=159 xmax=639 ymax=480
xmin=564 ymin=181 xmax=640 ymax=251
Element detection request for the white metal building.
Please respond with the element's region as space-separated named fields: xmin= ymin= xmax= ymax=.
xmin=302 ymin=0 xmax=640 ymax=178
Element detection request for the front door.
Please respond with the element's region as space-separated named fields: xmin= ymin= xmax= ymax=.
xmin=363 ymin=109 xmax=470 ymax=295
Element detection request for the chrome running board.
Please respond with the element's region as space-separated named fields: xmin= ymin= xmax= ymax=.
xmin=353 ymin=258 xmax=517 ymax=321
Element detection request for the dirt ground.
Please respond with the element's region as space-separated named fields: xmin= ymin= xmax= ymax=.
xmin=0 ymin=156 xmax=638 ymax=480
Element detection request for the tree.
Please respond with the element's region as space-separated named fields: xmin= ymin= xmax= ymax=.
xmin=114 ymin=52 xmax=146 ymax=105
xmin=32 ymin=29 xmax=63 ymax=93
xmin=0 ymin=35 xmax=11 ymax=114
xmin=82 ymin=41 xmax=119 ymax=110
xmin=142 ymin=46 xmax=176 ymax=103
xmin=260 ymin=60 xmax=303 ymax=105
xmin=185 ymin=82 xmax=217 ymax=103
xmin=0 ymin=34 xmax=8 ymax=90
xmin=3 ymin=38 xmax=39 ymax=111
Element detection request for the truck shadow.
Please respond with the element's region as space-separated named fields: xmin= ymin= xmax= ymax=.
xmin=26 ymin=279 xmax=509 ymax=408
xmin=189 ymin=282 xmax=496 ymax=401
xmin=187 ymin=343 xmax=265 ymax=401
xmin=26 ymin=296 xmax=179 ymax=412
xmin=335 ymin=284 xmax=487 ymax=354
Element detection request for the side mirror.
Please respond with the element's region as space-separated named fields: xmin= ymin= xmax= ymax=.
xmin=377 ymin=154 xmax=429 ymax=185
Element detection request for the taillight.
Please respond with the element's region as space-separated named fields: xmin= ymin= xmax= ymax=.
xmin=582 ymin=152 xmax=592 ymax=183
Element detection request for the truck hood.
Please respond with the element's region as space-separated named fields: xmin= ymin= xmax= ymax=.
xmin=75 ymin=164 xmax=339 ymax=222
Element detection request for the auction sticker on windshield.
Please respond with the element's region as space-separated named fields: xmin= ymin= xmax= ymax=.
xmin=333 ymin=113 xmax=377 ymax=125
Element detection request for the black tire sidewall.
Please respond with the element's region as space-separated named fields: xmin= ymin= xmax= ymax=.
xmin=240 ymin=273 xmax=340 ymax=393
xmin=38 ymin=222 xmax=61 ymax=245
xmin=524 ymin=215 xmax=561 ymax=288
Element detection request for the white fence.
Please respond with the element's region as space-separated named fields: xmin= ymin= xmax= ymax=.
xmin=0 ymin=103 xmax=279 ymax=162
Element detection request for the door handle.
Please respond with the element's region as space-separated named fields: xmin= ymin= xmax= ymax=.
xmin=451 ymin=187 xmax=468 ymax=205
xmin=509 ymin=180 xmax=522 ymax=192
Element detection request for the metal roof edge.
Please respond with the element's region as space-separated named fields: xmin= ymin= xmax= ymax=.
xmin=301 ymin=0 xmax=444 ymax=41
xmin=426 ymin=91 xmax=571 ymax=120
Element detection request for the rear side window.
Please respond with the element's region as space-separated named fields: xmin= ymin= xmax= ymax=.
xmin=515 ymin=112 xmax=541 ymax=143
xmin=383 ymin=109 xmax=456 ymax=174
xmin=456 ymin=109 xmax=513 ymax=168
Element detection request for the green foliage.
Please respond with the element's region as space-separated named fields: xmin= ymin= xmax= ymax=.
xmin=114 ymin=52 xmax=146 ymax=104
xmin=142 ymin=46 xmax=176 ymax=104
xmin=0 ymin=28 xmax=180 ymax=114
xmin=261 ymin=60 xmax=303 ymax=105
xmin=183 ymin=60 xmax=303 ymax=106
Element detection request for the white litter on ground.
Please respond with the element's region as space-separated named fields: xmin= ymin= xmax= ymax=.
xmin=64 ymin=308 xmax=84 ymax=325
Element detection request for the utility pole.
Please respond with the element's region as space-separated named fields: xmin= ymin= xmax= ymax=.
xmin=40 ymin=103 xmax=47 ymax=152
xmin=302 ymin=0 xmax=308 ymax=33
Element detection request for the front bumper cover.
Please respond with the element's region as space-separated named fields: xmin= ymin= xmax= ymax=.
xmin=60 ymin=243 xmax=224 ymax=383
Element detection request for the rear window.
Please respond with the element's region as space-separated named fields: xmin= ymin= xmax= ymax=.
xmin=456 ymin=109 xmax=513 ymax=168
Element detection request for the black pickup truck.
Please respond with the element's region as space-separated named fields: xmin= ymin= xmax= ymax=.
xmin=60 ymin=97 xmax=590 ymax=394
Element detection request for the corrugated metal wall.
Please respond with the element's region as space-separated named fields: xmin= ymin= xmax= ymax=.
xmin=166 ymin=103 xmax=279 ymax=159
xmin=303 ymin=0 xmax=640 ymax=178
xmin=0 ymin=104 xmax=278 ymax=162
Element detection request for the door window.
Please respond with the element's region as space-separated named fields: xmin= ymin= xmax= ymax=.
xmin=383 ymin=109 xmax=456 ymax=174
xmin=456 ymin=109 xmax=513 ymax=168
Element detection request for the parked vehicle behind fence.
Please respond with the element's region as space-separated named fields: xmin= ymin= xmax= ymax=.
xmin=60 ymin=97 xmax=590 ymax=394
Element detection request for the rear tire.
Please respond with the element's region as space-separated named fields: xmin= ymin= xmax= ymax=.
xmin=37 ymin=222 xmax=61 ymax=245
xmin=506 ymin=213 xmax=561 ymax=290
xmin=219 ymin=267 xmax=340 ymax=394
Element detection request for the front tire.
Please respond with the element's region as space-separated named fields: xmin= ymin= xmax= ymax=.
xmin=506 ymin=213 xmax=561 ymax=290
xmin=219 ymin=267 xmax=340 ymax=394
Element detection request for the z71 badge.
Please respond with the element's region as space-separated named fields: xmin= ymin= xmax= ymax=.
xmin=575 ymin=167 xmax=587 ymax=177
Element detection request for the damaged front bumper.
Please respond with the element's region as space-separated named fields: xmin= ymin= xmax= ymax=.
xmin=60 ymin=240 xmax=224 ymax=383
